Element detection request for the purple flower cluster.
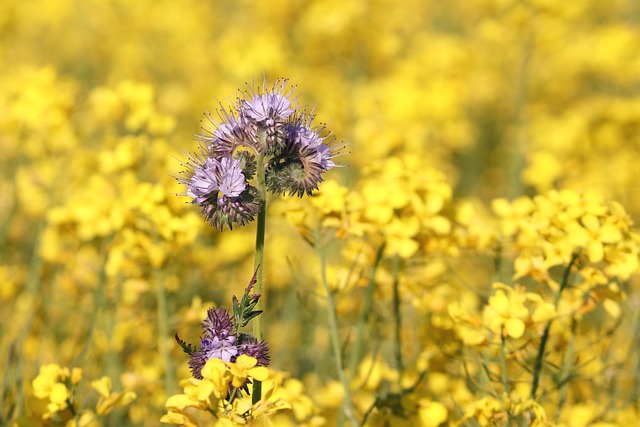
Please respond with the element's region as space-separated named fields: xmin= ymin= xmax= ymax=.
xmin=176 ymin=272 xmax=269 ymax=380
xmin=178 ymin=79 xmax=341 ymax=230
xmin=182 ymin=307 xmax=269 ymax=380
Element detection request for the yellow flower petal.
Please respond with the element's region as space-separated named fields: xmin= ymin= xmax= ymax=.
xmin=249 ymin=366 xmax=269 ymax=382
xmin=418 ymin=400 xmax=448 ymax=427
xmin=50 ymin=383 xmax=69 ymax=405
xmin=91 ymin=377 xmax=112 ymax=399
xmin=505 ymin=318 xmax=526 ymax=339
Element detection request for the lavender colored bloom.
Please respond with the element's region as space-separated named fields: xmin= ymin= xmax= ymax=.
xmin=184 ymin=156 xmax=245 ymax=202
xmin=218 ymin=157 xmax=246 ymax=199
xmin=237 ymin=336 xmax=270 ymax=367
xmin=200 ymin=336 xmax=238 ymax=362
xmin=290 ymin=125 xmax=324 ymax=150
xmin=186 ymin=157 xmax=221 ymax=204
xmin=201 ymin=307 xmax=234 ymax=340
xmin=242 ymin=81 xmax=295 ymax=123
xmin=314 ymin=143 xmax=336 ymax=171
xmin=186 ymin=307 xmax=237 ymax=379
xmin=176 ymin=281 xmax=270 ymax=380
xmin=178 ymin=77 xmax=344 ymax=229
xmin=244 ymin=93 xmax=294 ymax=122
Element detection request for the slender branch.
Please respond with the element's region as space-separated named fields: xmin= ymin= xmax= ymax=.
xmin=251 ymin=151 xmax=267 ymax=404
xmin=531 ymin=252 xmax=579 ymax=399
xmin=156 ymin=267 xmax=175 ymax=395
xmin=391 ymin=254 xmax=404 ymax=385
xmin=316 ymin=231 xmax=359 ymax=426
xmin=348 ymin=244 xmax=385 ymax=377
xmin=500 ymin=327 xmax=509 ymax=394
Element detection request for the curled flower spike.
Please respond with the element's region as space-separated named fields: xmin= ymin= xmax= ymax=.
xmin=176 ymin=272 xmax=269 ymax=380
xmin=178 ymin=78 xmax=343 ymax=230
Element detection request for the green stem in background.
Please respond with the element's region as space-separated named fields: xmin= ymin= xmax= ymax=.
xmin=316 ymin=231 xmax=359 ymax=426
xmin=629 ymin=301 xmax=640 ymax=406
xmin=156 ymin=267 xmax=175 ymax=396
xmin=556 ymin=317 xmax=577 ymax=418
xmin=391 ymin=254 xmax=404 ymax=386
xmin=531 ymin=252 xmax=579 ymax=399
xmin=499 ymin=328 xmax=510 ymax=398
xmin=252 ymin=152 xmax=266 ymax=404
xmin=6 ymin=222 xmax=44 ymax=419
xmin=347 ymin=244 xmax=385 ymax=377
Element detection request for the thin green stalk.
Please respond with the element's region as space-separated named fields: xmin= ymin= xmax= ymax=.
xmin=556 ymin=318 xmax=577 ymax=418
xmin=316 ymin=232 xmax=359 ymax=426
xmin=629 ymin=302 xmax=640 ymax=406
xmin=499 ymin=328 xmax=509 ymax=394
xmin=252 ymin=152 xmax=266 ymax=404
xmin=347 ymin=244 xmax=385 ymax=377
xmin=391 ymin=254 xmax=404 ymax=386
xmin=531 ymin=253 xmax=579 ymax=399
xmin=156 ymin=267 xmax=175 ymax=396
xmin=11 ymin=222 xmax=44 ymax=418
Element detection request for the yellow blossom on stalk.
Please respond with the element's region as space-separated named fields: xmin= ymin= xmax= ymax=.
xmin=383 ymin=217 xmax=420 ymax=258
xmin=91 ymin=376 xmax=137 ymax=416
xmin=270 ymin=377 xmax=322 ymax=424
xmin=32 ymin=364 xmax=65 ymax=400
xmin=164 ymin=379 xmax=214 ymax=412
xmin=160 ymin=409 xmax=198 ymax=427
xmin=448 ymin=301 xmax=486 ymax=346
xmin=31 ymin=364 xmax=71 ymax=417
xmin=418 ymin=399 xmax=448 ymax=427
xmin=233 ymin=387 xmax=292 ymax=422
xmin=483 ymin=284 xmax=529 ymax=339
xmin=227 ymin=355 xmax=269 ymax=389
xmin=459 ymin=397 xmax=506 ymax=427
xmin=201 ymin=358 xmax=233 ymax=399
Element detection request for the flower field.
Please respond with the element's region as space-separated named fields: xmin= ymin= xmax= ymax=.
xmin=1 ymin=0 xmax=640 ymax=426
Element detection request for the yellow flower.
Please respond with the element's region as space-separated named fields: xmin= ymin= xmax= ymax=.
xmin=91 ymin=376 xmax=137 ymax=416
xmin=227 ymin=355 xmax=269 ymax=389
xmin=418 ymin=400 xmax=448 ymax=427
xmin=483 ymin=284 xmax=529 ymax=339
xmin=201 ymin=358 xmax=233 ymax=399
xmin=383 ymin=217 xmax=420 ymax=258
xmin=160 ymin=409 xmax=199 ymax=427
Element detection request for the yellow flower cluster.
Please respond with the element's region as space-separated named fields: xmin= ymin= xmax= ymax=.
xmin=21 ymin=363 xmax=135 ymax=426
xmin=162 ymin=356 xmax=293 ymax=426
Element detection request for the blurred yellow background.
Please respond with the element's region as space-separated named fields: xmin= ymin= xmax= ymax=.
xmin=2 ymin=0 xmax=640 ymax=426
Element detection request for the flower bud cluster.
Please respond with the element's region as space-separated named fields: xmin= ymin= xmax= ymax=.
xmin=176 ymin=272 xmax=269 ymax=380
xmin=178 ymin=79 xmax=340 ymax=230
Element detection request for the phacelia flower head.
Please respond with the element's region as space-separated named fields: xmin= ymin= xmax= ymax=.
xmin=178 ymin=78 xmax=344 ymax=230
xmin=176 ymin=272 xmax=269 ymax=380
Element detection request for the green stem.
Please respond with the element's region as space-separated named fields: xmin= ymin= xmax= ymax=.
xmin=391 ymin=255 xmax=404 ymax=386
xmin=629 ymin=301 xmax=640 ymax=406
xmin=531 ymin=252 xmax=579 ymax=399
xmin=156 ymin=267 xmax=175 ymax=396
xmin=252 ymin=152 xmax=266 ymax=404
xmin=347 ymin=244 xmax=385 ymax=377
xmin=13 ymin=222 xmax=44 ymax=417
xmin=500 ymin=328 xmax=509 ymax=395
xmin=316 ymin=231 xmax=359 ymax=426
xmin=556 ymin=317 xmax=577 ymax=419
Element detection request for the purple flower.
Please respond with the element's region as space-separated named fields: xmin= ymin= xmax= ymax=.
xmin=186 ymin=157 xmax=221 ymax=204
xmin=218 ymin=157 xmax=246 ymax=199
xmin=242 ymin=81 xmax=295 ymax=123
xmin=178 ymin=78 xmax=344 ymax=229
xmin=290 ymin=125 xmax=324 ymax=150
xmin=201 ymin=307 xmax=234 ymax=340
xmin=314 ymin=143 xmax=336 ymax=171
xmin=178 ymin=295 xmax=270 ymax=380
xmin=237 ymin=336 xmax=270 ymax=367
xmin=184 ymin=156 xmax=246 ymax=202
